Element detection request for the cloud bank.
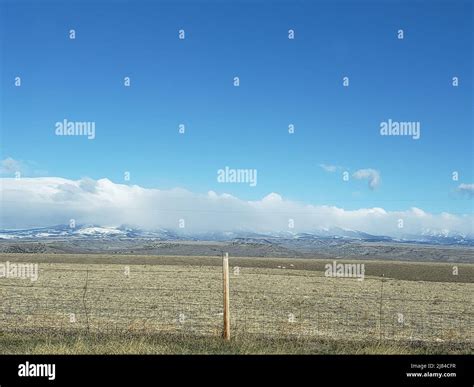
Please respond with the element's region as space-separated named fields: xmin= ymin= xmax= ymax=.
xmin=0 ymin=177 xmax=472 ymax=237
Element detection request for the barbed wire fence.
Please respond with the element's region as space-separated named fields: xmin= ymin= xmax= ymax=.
xmin=0 ymin=256 xmax=472 ymax=345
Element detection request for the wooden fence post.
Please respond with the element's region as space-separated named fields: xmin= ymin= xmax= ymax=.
xmin=379 ymin=273 xmax=384 ymax=342
xmin=223 ymin=252 xmax=230 ymax=340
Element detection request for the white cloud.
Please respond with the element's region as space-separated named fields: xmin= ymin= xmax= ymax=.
xmin=0 ymin=177 xmax=472 ymax=237
xmin=0 ymin=157 xmax=47 ymax=177
xmin=0 ymin=157 xmax=22 ymax=174
xmin=352 ymin=168 xmax=381 ymax=190
xmin=458 ymin=183 xmax=474 ymax=198
xmin=319 ymin=163 xmax=340 ymax=173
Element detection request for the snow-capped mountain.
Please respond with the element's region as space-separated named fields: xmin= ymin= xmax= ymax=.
xmin=0 ymin=224 xmax=472 ymax=246
xmin=0 ymin=225 xmax=177 ymax=240
xmin=396 ymin=229 xmax=473 ymax=246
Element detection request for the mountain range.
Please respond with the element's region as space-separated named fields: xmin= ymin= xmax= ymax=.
xmin=0 ymin=224 xmax=472 ymax=246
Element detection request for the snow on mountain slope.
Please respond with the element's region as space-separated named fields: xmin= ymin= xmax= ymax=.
xmin=0 ymin=224 xmax=472 ymax=246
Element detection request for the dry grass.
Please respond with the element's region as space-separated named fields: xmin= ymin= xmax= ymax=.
xmin=0 ymin=253 xmax=472 ymax=354
xmin=0 ymin=331 xmax=470 ymax=355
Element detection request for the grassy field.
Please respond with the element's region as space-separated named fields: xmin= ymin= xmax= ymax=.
xmin=1 ymin=331 xmax=471 ymax=355
xmin=0 ymin=253 xmax=472 ymax=354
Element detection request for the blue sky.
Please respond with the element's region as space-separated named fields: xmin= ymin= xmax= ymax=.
xmin=1 ymin=0 xmax=473 ymax=221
